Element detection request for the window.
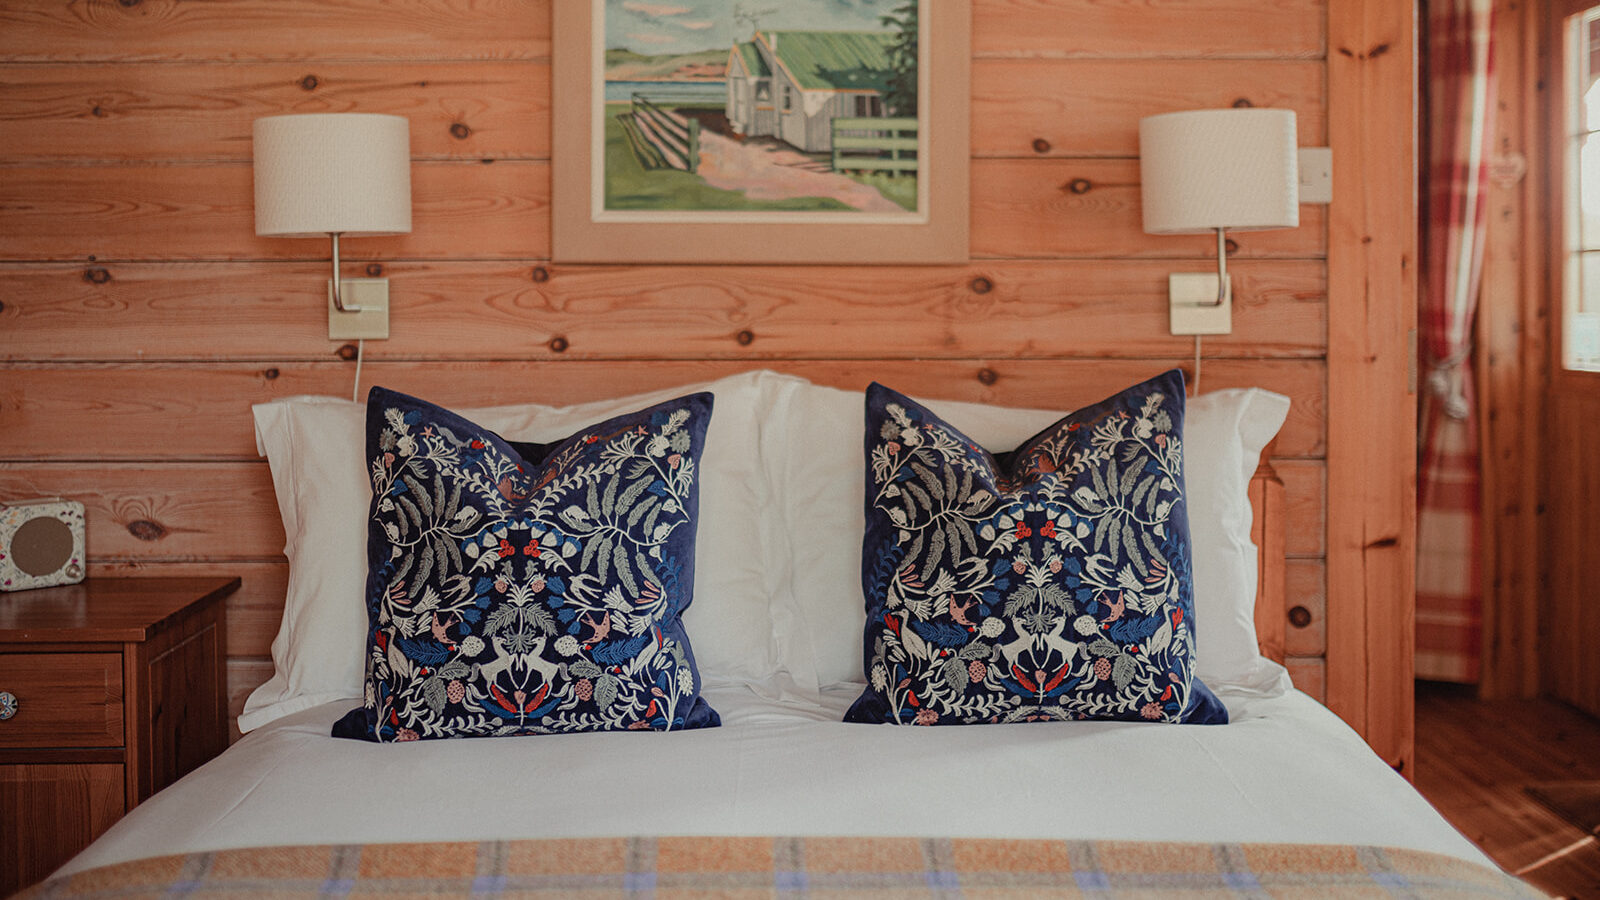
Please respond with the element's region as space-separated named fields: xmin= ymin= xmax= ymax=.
xmin=1562 ymin=7 xmax=1600 ymax=369
xmin=782 ymin=84 xmax=793 ymax=113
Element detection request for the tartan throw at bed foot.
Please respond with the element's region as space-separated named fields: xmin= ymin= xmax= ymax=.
xmin=21 ymin=836 xmax=1546 ymax=899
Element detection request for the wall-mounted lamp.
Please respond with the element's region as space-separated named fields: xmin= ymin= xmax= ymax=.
xmin=1138 ymin=108 xmax=1298 ymax=335
xmin=252 ymin=113 xmax=412 ymax=340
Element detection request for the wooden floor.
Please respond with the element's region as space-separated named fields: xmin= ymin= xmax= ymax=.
xmin=1415 ymin=681 xmax=1600 ymax=899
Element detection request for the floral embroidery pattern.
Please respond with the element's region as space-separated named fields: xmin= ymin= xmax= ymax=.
xmin=845 ymin=372 xmax=1223 ymax=726
xmin=342 ymin=388 xmax=719 ymax=741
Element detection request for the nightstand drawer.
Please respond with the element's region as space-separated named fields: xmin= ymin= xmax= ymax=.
xmin=0 ymin=653 xmax=123 ymax=749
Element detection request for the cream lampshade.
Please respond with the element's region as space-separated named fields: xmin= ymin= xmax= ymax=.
xmin=1139 ymin=108 xmax=1299 ymax=316
xmin=252 ymin=113 xmax=412 ymax=314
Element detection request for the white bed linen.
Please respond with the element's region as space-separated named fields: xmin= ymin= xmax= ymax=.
xmin=60 ymin=684 xmax=1487 ymax=876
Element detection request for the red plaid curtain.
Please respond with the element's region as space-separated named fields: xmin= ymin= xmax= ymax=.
xmin=1417 ymin=0 xmax=1494 ymax=683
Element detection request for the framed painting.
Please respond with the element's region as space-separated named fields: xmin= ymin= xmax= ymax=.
xmin=551 ymin=0 xmax=969 ymax=264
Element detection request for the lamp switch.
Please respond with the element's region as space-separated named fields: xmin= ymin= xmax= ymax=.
xmin=1298 ymin=147 xmax=1332 ymax=204
xmin=327 ymin=278 xmax=390 ymax=340
xmin=1169 ymin=274 xmax=1232 ymax=335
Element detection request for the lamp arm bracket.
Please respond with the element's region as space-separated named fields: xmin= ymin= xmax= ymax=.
xmin=329 ymin=232 xmax=362 ymax=313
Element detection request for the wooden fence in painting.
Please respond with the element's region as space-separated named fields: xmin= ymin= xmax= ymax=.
xmin=627 ymin=94 xmax=700 ymax=173
xmin=831 ymin=116 xmax=918 ymax=175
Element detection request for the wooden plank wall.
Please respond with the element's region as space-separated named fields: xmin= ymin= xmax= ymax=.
xmin=1542 ymin=0 xmax=1600 ymax=720
xmin=1476 ymin=0 xmax=1546 ymax=700
xmin=0 ymin=1 xmax=1371 ymax=746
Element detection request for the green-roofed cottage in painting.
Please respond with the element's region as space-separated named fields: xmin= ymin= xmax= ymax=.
xmin=726 ymin=30 xmax=898 ymax=152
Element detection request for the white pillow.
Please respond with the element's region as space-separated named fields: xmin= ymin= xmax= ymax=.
xmin=239 ymin=371 xmax=788 ymax=732
xmin=762 ymin=377 xmax=1292 ymax=693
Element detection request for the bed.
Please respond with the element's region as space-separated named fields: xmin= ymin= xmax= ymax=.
xmin=27 ymin=370 xmax=1540 ymax=898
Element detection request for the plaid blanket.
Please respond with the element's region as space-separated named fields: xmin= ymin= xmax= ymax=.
xmin=21 ymin=836 xmax=1545 ymax=898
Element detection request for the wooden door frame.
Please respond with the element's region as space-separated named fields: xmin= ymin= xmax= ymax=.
xmin=1327 ymin=0 xmax=1420 ymax=775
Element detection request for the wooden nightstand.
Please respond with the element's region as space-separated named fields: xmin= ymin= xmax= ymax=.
xmin=0 ymin=575 xmax=237 ymax=895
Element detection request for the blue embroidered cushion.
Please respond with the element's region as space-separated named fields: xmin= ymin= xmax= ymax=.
xmin=335 ymin=387 xmax=720 ymax=741
xmin=845 ymin=371 xmax=1227 ymax=726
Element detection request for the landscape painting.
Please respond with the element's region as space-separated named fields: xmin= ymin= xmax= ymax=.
xmin=551 ymin=0 xmax=970 ymax=263
xmin=600 ymin=0 xmax=923 ymax=220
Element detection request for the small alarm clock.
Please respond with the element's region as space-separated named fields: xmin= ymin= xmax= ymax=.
xmin=1 ymin=498 xmax=87 ymax=592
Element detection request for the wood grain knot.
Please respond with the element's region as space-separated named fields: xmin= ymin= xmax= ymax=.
xmin=263 ymin=367 xmax=280 ymax=381
xmin=336 ymin=343 xmax=358 ymax=361
xmin=969 ymin=276 xmax=993 ymax=295
xmin=976 ymin=368 xmax=998 ymax=386
xmin=126 ymin=520 xmax=167 ymax=542
xmin=736 ymin=330 xmax=755 ymax=346
xmin=91 ymin=106 xmax=107 ymax=118
xmin=549 ymin=336 xmax=569 ymax=353
xmin=1224 ymin=237 xmax=1239 ymax=254
xmin=1231 ymin=97 xmax=1254 ymax=108
xmin=299 ymin=75 xmax=320 ymax=91
xmin=531 ymin=266 xmax=550 ymax=283
xmin=1067 ymin=178 xmax=1092 ymax=195
xmin=365 ymin=262 xmax=384 ymax=277
xmin=450 ymin=123 xmax=472 ymax=140
xmin=118 ymin=0 xmax=141 ymax=7
xmin=1288 ymin=606 xmax=1312 ymax=628
xmin=1366 ymin=536 xmax=1399 ymax=549
xmin=83 ymin=267 xmax=112 ymax=285
xmin=1031 ymin=138 xmax=1051 ymax=154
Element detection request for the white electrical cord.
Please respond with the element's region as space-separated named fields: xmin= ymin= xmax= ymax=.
xmin=351 ymin=339 xmax=365 ymax=402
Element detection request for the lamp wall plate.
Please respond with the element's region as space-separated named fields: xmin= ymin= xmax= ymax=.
xmin=1169 ymin=273 xmax=1232 ymax=335
xmin=328 ymin=278 xmax=390 ymax=340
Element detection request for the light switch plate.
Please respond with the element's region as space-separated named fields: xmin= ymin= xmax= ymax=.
xmin=327 ymin=278 xmax=390 ymax=340
xmin=1298 ymin=147 xmax=1333 ymax=204
xmin=1169 ymin=273 xmax=1232 ymax=335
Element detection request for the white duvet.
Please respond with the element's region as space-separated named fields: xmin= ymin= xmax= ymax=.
xmin=59 ymin=682 xmax=1488 ymax=876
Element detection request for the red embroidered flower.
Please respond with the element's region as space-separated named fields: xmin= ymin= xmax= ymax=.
xmin=498 ymin=538 xmax=515 ymax=557
xmin=1039 ymin=521 xmax=1057 ymax=538
xmin=1015 ymin=523 xmax=1032 ymax=539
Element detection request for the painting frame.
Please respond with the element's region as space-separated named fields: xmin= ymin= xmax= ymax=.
xmin=551 ymin=0 xmax=969 ymax=265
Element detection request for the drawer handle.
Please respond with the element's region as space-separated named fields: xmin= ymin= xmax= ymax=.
xmin=0 ymin=691 xmax=14 ymax=721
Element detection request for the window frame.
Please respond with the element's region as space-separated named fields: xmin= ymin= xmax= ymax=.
xmin=1550 ymin=0 xmax=1600 ymax=373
